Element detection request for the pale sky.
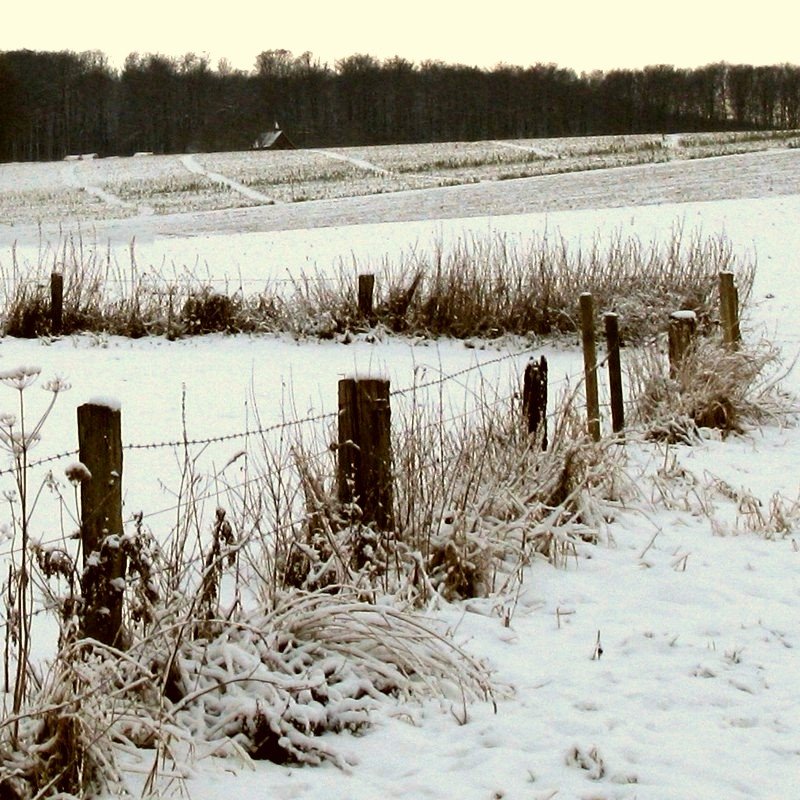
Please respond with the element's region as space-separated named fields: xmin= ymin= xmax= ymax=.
xmin=2 ymin=0 xmax=798 ymax=74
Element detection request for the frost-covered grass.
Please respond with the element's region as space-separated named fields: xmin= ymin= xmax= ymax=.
xmin=0 ymin=187 xmax=114 ymax=225
xmin=113 ymin=174 xmax=257 ymax=214
xmin=677 ymin=128 xmax=800 ymax=154
xmin=195 ymin=149 xmax=369 ymax=196
xmin=362 ymin=226 xmax=751 ymax=340
xmin=195 ymin=150 xmax=454 ymax=201
xmin=333 ymin=140 xmax=543 ymax=174
xmin=90 ymin=155 xmax=257 ymax=213
xmin=269 ymin=172 xmax=455 ymax=203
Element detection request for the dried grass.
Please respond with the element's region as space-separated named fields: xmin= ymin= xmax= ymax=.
xmin=253 ymin=370 xmax=631 ymax=609
xmin=628 ymin=337 xmax=793 ymax=442
xmin=349 ymin=225 xmax=753 ymax=342
xmin=0 ymin=649 xmax=131 ymax=799
xmin=0 ymin=226 xmax=753 ymax=343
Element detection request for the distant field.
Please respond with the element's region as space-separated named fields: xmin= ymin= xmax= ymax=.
xmin=0 ymin=130 xmax=797 ymax=226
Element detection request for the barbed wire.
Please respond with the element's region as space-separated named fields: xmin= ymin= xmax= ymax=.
xmin=0 ymin=317 xmax=667 ymax=486
xmin=0 ymin=448 xmax=80 ymax=478
xmin=0 ymin=342 xmax=590 ymax=479
xmin=121 ymin=406 xmax=338 ymax=454
xmin=0 ymin=333 xmax=755 ymax=568
xmin=0 ymin=383 xmax=534 ymax=561
xmin=389 ymin=346 xmax=537 ymax=397
xmin=3 ymin=273 xmax=354 ymax=291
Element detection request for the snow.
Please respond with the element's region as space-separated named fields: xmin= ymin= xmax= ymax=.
xmin=1 ymin=148 xmax=800 ymax=798
xmin=312 ymin=147 xmax=392 ymax=175
xmin=86 ymin=395 xmax=123 ymax=411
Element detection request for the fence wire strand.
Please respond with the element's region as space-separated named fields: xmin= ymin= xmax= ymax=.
xmin=0 ymin=343 xmax=549 ymax=475
xmin=0 ymin=448 xmax=80 ymax=478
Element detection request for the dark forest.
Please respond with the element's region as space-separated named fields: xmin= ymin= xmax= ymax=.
xmin=1 ymin=48 xmax=798 ymax=162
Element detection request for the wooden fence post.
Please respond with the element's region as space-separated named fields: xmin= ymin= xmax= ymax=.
xmin=719 ymin=271 xmax=741 ymax=348
xmin=580 ymin=293 xmax=601 ymax=442
xmin=604 ymin=313 xmax=624 ymax=434
xmin=522 ymin=355 xmax=548 ymax=449
xmin=337 ymin=378 xmax=393 ymax=530
xmin=668 ymin=310 xmax=697 ymax=378
xmin=50 ymin=272 xmax=63 ymax=335
xmin=358 ymin=273 xmax=375 ymax=321
xmin=78 ymin=400 xmax=126 ymax=647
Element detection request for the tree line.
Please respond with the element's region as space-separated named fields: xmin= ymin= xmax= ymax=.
xmin=1 ymin=48 xmax=799 ymax=162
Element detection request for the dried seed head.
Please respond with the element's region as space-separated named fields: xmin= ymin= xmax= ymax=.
xmin=42 ymin=376 xmax=71 ymax=394
xmin=65 ymin=461 xmax=92 ymax=485
xmin=0 ymin=365 xmax=41 ymax=390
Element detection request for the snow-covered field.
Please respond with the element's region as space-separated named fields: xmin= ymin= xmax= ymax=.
xmin=1 ymin=142 xmax=800 ymax=799
xmin=0 ymin=128 xmax=798 ymax=234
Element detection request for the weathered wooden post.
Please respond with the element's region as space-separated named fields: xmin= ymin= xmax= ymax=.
xmin=522 ymin=355 xmax=548 ymax=449
xmin=50 ymin=272 xmax=63 ymax=335
xmin=719 ymin=271 xmax=741 ymax=348
xmin=668 ymin=310 xmax=697 ymax=378
xmin=604 ymin=313 xmax=625 ymax=434
xmin=580 ymin=293 xmax=601 ymax=442
xmin=358 ymin=273 xmax=375 ymax=321
xmin=78 ymin=400 xmax=126 ymax=647
xmin=337 ymin=378 xmax=393 ymax=530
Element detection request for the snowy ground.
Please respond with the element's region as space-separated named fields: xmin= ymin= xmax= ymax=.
xmin=1 ymin=149 xmax=799 ymax=799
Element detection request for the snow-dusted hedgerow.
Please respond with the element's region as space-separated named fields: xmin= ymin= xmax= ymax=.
xmin=0 ymin=225 xmax=754 ymax=342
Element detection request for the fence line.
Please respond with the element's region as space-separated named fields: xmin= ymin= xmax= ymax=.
xmin=0 ymin=384 xmax=554 ymax=560
xmin=0 ymin=345 xmax=550 ymax=478
xmin=2 ymin=262 xmax=653 ymax=481
xmin=0 ymin=284 xmax=691 ymax=528
xmin=5 ymin=273 xmax=364 ymax=291
xmin=0 ymin=346 xmax=610 ymax=481
xmin=0 ymin=375 xmax=546 ymax=561
xmin=0 ymin=376 xmax=636 ymax=566
xmin=0 ymin=357 xmax=598 ymax=481
xmin=122 ymin=407 xmax=339 ymax=454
